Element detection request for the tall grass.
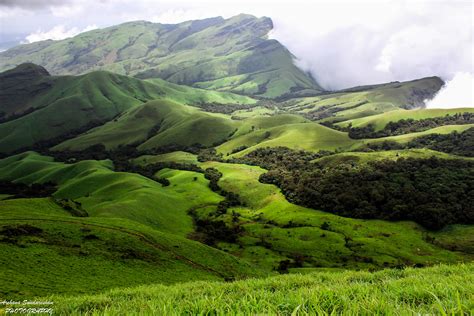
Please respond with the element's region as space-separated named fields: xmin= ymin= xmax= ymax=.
xmin=50 ymin=263 xmax=473 ymax=315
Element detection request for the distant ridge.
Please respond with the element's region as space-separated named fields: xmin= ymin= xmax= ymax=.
xmin=0 ymin=14 xmax=323 ymax=98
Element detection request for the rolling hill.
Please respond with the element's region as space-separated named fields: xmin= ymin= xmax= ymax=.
xmin=0 ymin=64 xmax=255 ymax=153
xmin=0 ymin=15 xmax=322 ymax=98
xmin=0 ymin=14 xmax=472 ymax=314
xmin=282 ymin=77 xmax=444 ymax=123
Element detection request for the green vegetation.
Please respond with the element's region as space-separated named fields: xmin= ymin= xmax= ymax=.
xmin=0 ymin=198 xmax=259 ymax=299
xmin=283 ymin=77 xmax=444 ymax=123
xmin=0 ymin=64 xmax=254 ymax=153
xmin=0 ymin=153 xmax=264 ymax=298
xmin=0 ymin=16 xmax=472 ymax=314
xmin=260 ymin=155 xmax=474 ymax=229
xmin=47 ymin=263 xmax=474 ymax=315
xmin=339 ymin=107 xmax=474 ymax=130
xmin=0 ymin=15 xmax=322 ymax=97
xmin=218 ymin=122 xmax=355 ymax=157
xmin=54 ymin=100 xmax=239 ymax=151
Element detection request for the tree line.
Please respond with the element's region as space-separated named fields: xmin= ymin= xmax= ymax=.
xmin=235 ymin=147 xmax=473 ymax=230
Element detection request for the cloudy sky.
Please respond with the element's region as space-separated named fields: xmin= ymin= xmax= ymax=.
xmin=0 ymin=0 xmax=472 ymax=107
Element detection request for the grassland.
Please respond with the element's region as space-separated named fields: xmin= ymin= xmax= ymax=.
xmin=359 ymin=124 xmax=474 ymax=146
xmin=0 ymin=65 xmax=255 ymax=153
xmin=45 ymin=263 xmax=474 ymax=315
xmin=0 ymin=198 xmax=260 ymax=299
xmin=0 ymin=15 xmax=472 ymax=315
xmin=194 ymin=160 xmax=471 ymax=271
xmin=0 ymin=152 xmax=221 ymax=235
xmin=312 ymin=148 xmax=474 ymax=167
xmin=54 ymin=100 xmax=239 ymax=151
xmin=338 ymin=107 xmax=474 ymax=130
xmin=218 ymin=123 xmax=356 ymax=157
xmin=282 ymin=77 xmax=444 ymax=124
xmin=0 ymin=153 xmax=265 ymax=298
xmin=0 ymin=15 xmax=321 ymax=97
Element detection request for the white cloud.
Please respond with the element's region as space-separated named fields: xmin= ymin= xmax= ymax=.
xmin=49 ymin=4 xmax=84 ymax=18
xmin=24 ymin=24 xmax=97 ymax=43
xmin=425 ymin=72 xmax=474 ymax=109
xmin=268 ymin=1 xmax=473 ymax=90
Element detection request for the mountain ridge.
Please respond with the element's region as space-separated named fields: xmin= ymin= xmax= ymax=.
xmin=0 ymin=14 xmax=322 ymax=98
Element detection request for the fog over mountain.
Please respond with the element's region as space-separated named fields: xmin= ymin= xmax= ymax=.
xmin=1 ymin=0 xmax=472 ymax=107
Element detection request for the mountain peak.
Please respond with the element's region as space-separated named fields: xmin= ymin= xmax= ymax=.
xmin=1 ymin=63 xmax=50 ymax=79
xmin=0 ymin=16 xmax=321 ymax=97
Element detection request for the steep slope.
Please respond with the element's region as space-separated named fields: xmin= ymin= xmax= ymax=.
xmin=0 ymin=63 xmax=54 ymax=120
xmin=0 ymin=152 xmax=265 ymax=298
xmin=54 ymin=100 xmax=239 ymax=151
xmin=0 ymin=64 xmax=255 ymax=153
xmin=0 ymin=152 xmax=221 ymax=234
xmin=0 ymin=15 xmax=322 ymax=98
xmin=283 ymin=77 xmax=444 ymax=123
xmin=217 ymin=123 xmax=356 ymax=157
xmin=337 ymin=107 xmax=474 ymax=130
xmin=0 ymin=198 xmax=259 ymax=299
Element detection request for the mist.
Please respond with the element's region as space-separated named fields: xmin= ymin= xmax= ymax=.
xmin=425 ymin=73 xmax=474 ymax=109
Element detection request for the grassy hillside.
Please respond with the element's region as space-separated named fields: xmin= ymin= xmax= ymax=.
xmin=192 ymin=160 xmax=471 ymax=270
xmin=133 ymin=151 xmax=199 ymax=166
xmin=0 ymin=198 xmax=260 ymax=299
xmin=282 ymin=77 xmax=444 ymax=123
xmin=0 ymin=64 xmax=255 ymax=153
xmin=312 ymin=148 xmax=474 ymax=167
xmin=48 ymin=263 xmax=473 ymax=315
xmin=218 ymin=122 xmax=356 ymax=157
xmin=338 ymin=107 xmax=474 ymax=130
xmin=54 ymin=100 xmax=239 ymax=151
xmin=0 ymin=152 xmax=268 ymax=298
xmin=0 ymin=152 xmax=221 ymax=235
xmin=360 ymin=124 xmax=474 ymax=146
xmin=0 ymin=15 xmax=322 ymax=98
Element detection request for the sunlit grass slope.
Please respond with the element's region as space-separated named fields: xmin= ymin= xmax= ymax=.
xmin=0 ymin=15 xmax=322 ymax=97
xmin=54 ymin=100 xmax=238 ymax=150
xmin=132 ymin=151 xmax=199 ymax=166
xmin=218 ymin=123 xmax=356 ymax=157
xmin=283 ymin=77 xmax=443 ymax=123
xmin=0 ymin=64 xmax=255 ymax=153
xmin=0 ymin=152 xmax=264 ymax=298
xmin=357 ymin=124 xmax=474 ymax=147
xmin=49 ymin=263 xmax=474 ymax=315
xmin=0 ymin=198 xmax=260 ymax=299
xmin=338 ymin=107 xmax=474 ymax=130
xmin=312 ymin=148 xmax=474 ymax=167
xmin=0 ymin=152 xmax=222 ymax=235
xmin=194 ymin=160 xmax=471 ymax=270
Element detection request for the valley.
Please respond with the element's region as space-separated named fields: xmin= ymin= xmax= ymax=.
xmin=0 ymin=13 xmax=472 ymax=315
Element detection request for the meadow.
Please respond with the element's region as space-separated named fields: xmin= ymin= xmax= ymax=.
xmin=46 ymin=263 xmax=474 ymax=315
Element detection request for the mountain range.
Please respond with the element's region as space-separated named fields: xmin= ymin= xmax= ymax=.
xmin=0 ymin=14 xmax=472 ymax=314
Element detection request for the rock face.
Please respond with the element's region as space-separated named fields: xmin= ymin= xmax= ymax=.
xmin=0 ymin=14 xmax=322 ymax=98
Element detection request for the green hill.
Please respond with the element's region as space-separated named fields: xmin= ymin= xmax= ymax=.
xmin=0 ymin=15 xmax=322 ymax=98
xmin=54 ymin=100 xmax=239 ymax=151
xmin=0 ymin=152 xmax=264 ymax=297
xmin=0 ymin=64 xmax=255 ymax=153
xmin=338 ymin=107 xmax=474 ymax=130
xmin=0 ymin=198 xmax=259 ymax=299
xmin=218 ymin=122 xmax=356 ymax=157
xmin=282 ymin=77 xmax=444 ymax=123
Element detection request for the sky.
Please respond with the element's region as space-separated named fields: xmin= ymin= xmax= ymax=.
xmin=0 ymin=0 xmax=472 ymax=108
